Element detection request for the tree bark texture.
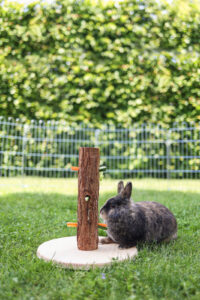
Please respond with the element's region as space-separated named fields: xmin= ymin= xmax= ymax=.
xmin=77 ymin=147 xmax=100 ymax=250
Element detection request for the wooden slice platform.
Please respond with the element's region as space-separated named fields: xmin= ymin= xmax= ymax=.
xmin=37 ymin=236 xmax=138 ymax=269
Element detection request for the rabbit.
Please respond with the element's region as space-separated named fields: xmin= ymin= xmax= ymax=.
xmin=99 ymin=181 xmax=177 ymax=249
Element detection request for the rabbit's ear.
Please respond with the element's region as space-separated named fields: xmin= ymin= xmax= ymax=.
xmin=118 ymin=181 xmax=124 ymax=194
xmin=122 ymin=182 xmax=132 ymax=199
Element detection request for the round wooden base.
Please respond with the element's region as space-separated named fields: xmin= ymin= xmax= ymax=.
xmin=37 ymin=236 xmax=138 ymax=269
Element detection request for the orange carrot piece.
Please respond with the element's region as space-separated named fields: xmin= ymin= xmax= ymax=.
xmin=98 ymin=223 xmax=107 ymax=228
xmin=71 ymin=166 xmax=79 ymax=171
xmin=66 ymin=222 xmax=107 ymax=228
xmin=67 ymin=222 xmax=78 ymax=227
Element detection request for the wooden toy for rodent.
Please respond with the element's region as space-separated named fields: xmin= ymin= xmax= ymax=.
xmin=37 ymin=147 xmax=137 ymax=269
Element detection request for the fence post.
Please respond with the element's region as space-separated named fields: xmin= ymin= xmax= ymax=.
xmin=95 ymin=129 xmax=100 ymax=148
xmin=22 ymin=124 xmax=29 ymax=176
xmin=166 ymin=130 xmax=171 ymax=180
xmin=0 ymin=117 xmax=4 ymax=177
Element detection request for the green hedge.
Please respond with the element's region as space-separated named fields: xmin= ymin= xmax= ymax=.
xmin=0 ymin=0 xmax=200 ymax=126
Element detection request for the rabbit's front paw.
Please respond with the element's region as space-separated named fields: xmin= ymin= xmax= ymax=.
xmin=99 ymin=237 xmax=115 ymax=244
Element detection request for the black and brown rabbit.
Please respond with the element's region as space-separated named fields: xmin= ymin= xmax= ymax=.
xmin=100 ymin=181 xmax=177 ymax=248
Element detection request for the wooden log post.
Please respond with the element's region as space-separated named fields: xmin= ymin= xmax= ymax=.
xmin=77 ymin=147 xmax=100 ymax=250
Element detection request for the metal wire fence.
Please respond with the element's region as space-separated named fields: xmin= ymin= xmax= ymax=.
xmin=0 ymin=117 xmax=200 ymax=179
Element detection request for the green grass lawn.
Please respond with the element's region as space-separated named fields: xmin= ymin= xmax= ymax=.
xmin=0 ymin=178 xmax=200 ymax=300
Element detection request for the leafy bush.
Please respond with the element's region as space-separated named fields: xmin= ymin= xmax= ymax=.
xmin=0 ymin=0 xmax=200 ymax=126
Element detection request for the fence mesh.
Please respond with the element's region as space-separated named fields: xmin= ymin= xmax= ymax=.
xmin=0 ymin=117 xmax=200 ymax=179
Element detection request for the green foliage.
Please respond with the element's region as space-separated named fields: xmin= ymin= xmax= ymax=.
xmin=0 ymin=0 xmax=200 ymax=126
xmin=0 ymin=178 xmax=200 ymax=299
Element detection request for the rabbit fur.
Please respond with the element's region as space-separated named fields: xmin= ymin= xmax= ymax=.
xmin=100 ymin=181 xmax=177 ymax=248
